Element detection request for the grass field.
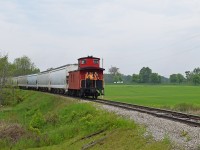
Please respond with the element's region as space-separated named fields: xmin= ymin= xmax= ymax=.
xmin=0 ymin=89 xmax=171 ymax=149
xmin=104 ymin=85 xmax=200 ymax=114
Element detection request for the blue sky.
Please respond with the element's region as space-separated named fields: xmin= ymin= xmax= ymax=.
xmin=0 ymin=0 xmax=200 ymax=77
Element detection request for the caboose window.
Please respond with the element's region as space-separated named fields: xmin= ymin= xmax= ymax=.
xmin=94 ymin=59 xmax=99 ymax=64
xmin=81 ymin=59 xmax=86 ymax=64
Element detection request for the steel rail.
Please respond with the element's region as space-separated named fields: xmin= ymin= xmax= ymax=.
xmin=85 ymin=98 xmax=200 ymax=127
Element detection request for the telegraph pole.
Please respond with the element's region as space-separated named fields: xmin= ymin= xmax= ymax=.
xmin=102 ymin=58 xmax=105 ymax=98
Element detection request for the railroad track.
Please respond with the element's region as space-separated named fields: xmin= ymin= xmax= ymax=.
xmin=28 ymin=90 xmax=200 ymax=127
xmin=85 ymin=98 xmax=200 ymax=127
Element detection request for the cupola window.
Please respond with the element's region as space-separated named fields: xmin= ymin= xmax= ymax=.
xmin=81 ymin=59 xmax=86 ymax=64
xmin=94 ymin=59 xmax=99 ymax=64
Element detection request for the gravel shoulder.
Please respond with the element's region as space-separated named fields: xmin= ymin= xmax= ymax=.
xmin=98 ymin=104 xmax=200 ymax=150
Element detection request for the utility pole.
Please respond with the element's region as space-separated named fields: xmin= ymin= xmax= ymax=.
xmin=102 ymin=58 xmax=105 ymax=98
xmin=102 ymin=58 xmax=103 ymax=68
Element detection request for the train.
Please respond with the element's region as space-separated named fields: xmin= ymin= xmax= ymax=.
xmin=12 ymin=56 xmax=105 ymax=99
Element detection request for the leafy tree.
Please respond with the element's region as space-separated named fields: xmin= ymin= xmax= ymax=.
xmin=0 ymin=54 xmax=41 ymax=105
xmin=161 ymin=76 xmax=169 ymax=83
xmin=185 ymin=68 xmax=200 ymax=85
xmin=170 ymin=73 xmax=185 ymax=84
xmin=192 ymin=74 xmax=200 ymax=85
xmin=108 ymin=66 xmax=122 ymax=82
xmin=190 ymin=68 xmax=200 ymax=85
xmin=185 ymin=71 xmax=191 ymax=82
xmin=139 ymin=67 xmax=152 ymax=83
xmin=122 ymin=75 xmax=132 ymax=84
xmin=104 ymin=74 xmax=113 ymax=83
xmin=150 ymin=73 xmax=161 ymax=83
xmin=176 ymin=73 xmax=185 ymax=84
xmin=105 ymin=73 xmax=131 ymax=84
xmin=193 ymin=67 xmax=200 ymax=74
xmin=0 ymin=54 xmax=9 ymax=87
xmin=13 ymin=56 xmax=40 ymax=76
xmin=170 ymin=74 xmax=177 ymax=83
xmin=113 ymin=73 xmax=122 ymax=82
xmin=132 ymin=74 xmax=140 ymax=83
xmin=0 ymin=54 xmax=11 ymax=105
xmin=108 ymin=66 xmax=119 ymax=76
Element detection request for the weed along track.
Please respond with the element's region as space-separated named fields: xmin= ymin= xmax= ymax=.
xmin=21 ymin=90 xmax=200 ymax=127
xmin=84 ymin=98 xmax=200 ymax=127
xmin=48 ymin=92 xmax=200 ymax=127
xmin=2 ymin=90 xmax=177 ymax=150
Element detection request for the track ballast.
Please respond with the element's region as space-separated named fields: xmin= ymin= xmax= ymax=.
xmin=84 ymin=98 xmax=200 ymax=127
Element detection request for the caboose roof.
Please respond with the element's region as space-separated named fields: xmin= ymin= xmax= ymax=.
xmin=78 ymin=56 xmax=100 ymax=60
xmin=79 ymin=67 xmax=105 ymax=71
xmin=69 ymin=67 xmax=105 ymax=73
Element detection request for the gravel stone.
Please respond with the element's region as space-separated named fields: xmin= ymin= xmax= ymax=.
xmin=99 ymin=104 xmax=200 ymax=150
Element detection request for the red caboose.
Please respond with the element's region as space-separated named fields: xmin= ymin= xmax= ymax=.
xmin=68 ymin=56 xmax=104 ymax=99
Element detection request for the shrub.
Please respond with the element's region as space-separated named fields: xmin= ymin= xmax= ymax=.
xmin=16 ymin=95 xmax=24 ymax=104
xmin=29 ymin=110 xmax=45 ymax=133
xmin=0 ymin=89 xmax=14 ymax=105
xmin=45 ymin=112 xmax=59 ymax=125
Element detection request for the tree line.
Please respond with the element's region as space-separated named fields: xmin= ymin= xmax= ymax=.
xmin=0 ymin=54 xmax=40 ymax=105
xmin=105 ymin=66 xmax=163 ymax=84
xmin=1 ymin=53 xmax=200 ymax=86
xmin=169 ymin=68 xmax=200 ymax=85
xmin=0 ymin=54 xmax=40 ymax=87
xmin=105 ymin=66 xmax=200 ymax=85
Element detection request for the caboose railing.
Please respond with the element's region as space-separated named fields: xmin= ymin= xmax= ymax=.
xmin=81 ymin=79 xmax=103 ymax=89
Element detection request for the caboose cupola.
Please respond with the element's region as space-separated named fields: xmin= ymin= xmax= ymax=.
xmin=78 ymin=56 xmax=100 ymax=69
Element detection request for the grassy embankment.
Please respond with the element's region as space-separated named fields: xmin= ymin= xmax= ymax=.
xmin=0 ymin=89 xmax=171 ymax=149
xmin=104 ymin=84 xmax=200 ymax=115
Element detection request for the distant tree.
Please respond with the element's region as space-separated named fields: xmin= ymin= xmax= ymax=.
xmin=192 ymin=74 xmax=200 ymax=85
xmin=170 ymin=74 xmax=177 ymax=83
xmin=169 ymin=73 xmax=185 ymax=84
xmin=108 ymin=66 xmax=119 ymax=76
xmin=193 ymin=67 xmax=200 ymax=74
xmin=132 ymin=74 xmax=140 ymax=83
xmin=176 ymin=73 xmax=185 ymax=84
xmin=0 ymin=54 xmax=9 ymax=87
xmin=13 ymin=56 xmax=40 ymax=76
xmin=139 ymin=67 xmax=152 ymax=83
xmin=121 ymin=74 xmax=132 ymax=84
xmin=185 ymin=68 xmax=200 ymax=85
xmin=0 ymin=54 xmax=11 ymax=105
xmin=185 ymin=71 xmax=191 ymax=82
xmin=161 ymin=76 xmax=169 ymax=83
xmin=190 ymin=68 xmax=200 ymax=85
xmin=150 ymin=73 xmax=161 ymax=83
xmin=104 ymin=74 xmax=113 ymax=83
xmin=108 ymin=66 xmax=122 ymax=82
xmin=113 ymin=73 xmax=122 ymax=82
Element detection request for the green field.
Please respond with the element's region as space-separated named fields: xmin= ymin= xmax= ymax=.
xmin=104 ymin=85 xmax=200 ymax=114
xmin=0 ymin=89 xmax=171 ymax=150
